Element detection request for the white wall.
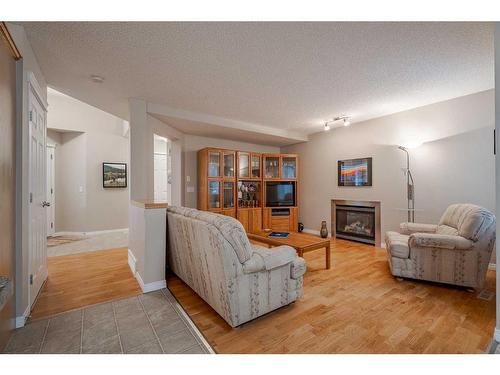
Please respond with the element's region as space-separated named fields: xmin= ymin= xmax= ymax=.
xmin=282 ymin=90 xmax=495 ymax=241
xmin=494 ymin=23 xmax=500 ymax=342
xmin=8 ymin=23 xmax=48 ymax=321
xmin=47 ymin=90 xmax=129 ymax=232
xmin=182 ymin=134 xmax=281 ymax=208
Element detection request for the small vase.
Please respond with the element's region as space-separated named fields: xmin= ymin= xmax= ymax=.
xmin=320 ymin=221 xmax=328 ymax=238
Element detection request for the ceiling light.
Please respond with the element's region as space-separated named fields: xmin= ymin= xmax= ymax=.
xmin=323 ymin=115 xmax=351 ymax=131
xmin=90 ymin=75 xmax=105 ymax=83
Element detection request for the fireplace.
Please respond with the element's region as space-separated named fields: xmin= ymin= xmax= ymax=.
xmin=331 ymin=199 xmax=381 ymax=246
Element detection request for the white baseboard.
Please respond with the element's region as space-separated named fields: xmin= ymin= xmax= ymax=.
xmin=135 ymin=272 xmax=166 ymax=293
xmin=488 ymin=263 xmax=496 ymax=271
xmin=494 ymin=328 xmax=500 ymax=342
xmin=128 ymin=248 xmax=165 ymax=293
xmin=127 ymin=248 xmax=137 ymax=275
xmin=302 ymin=228 xmax=331 ymax=238
xmin=52 ymin=228 xmax=128 ymax=237
xmin=15 ymin=306 xmax=30 ymax=328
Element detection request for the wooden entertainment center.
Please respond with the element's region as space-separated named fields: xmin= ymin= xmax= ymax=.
xmin=198 ymin=148 xmax=299 ymax=233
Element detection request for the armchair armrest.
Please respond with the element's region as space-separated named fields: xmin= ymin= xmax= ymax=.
xmin=400 ymin=222 xmax=438 ymax=235
xmin=242 ymin=245 xmax=297 ymax=274
xmin=409 ymin=233 xmax=473 ymax=250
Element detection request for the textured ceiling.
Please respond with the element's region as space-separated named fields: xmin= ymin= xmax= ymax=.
xmin=21 ymin=22 xmax=494 ymax=136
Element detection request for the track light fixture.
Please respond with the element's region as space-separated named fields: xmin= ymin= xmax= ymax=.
xmin=323 ymin=115 xmax=351 ymax=131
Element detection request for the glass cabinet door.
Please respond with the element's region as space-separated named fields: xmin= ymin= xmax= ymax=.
xmin=223 ymin=152 xmax=235 ymax=178
xmin=264 ymin=156 xmax=280 ymax=178
xmin=238 ymin=152 xmax=250 ymax=178
xmin=208 ymin=180 xmax=221 ymax=209
xmin=208 ymin=151 xmax=220 ymax=177
xmin=223 ymin=182 xmax=235 ymax=208
xmin=282 ymin=156 xmax=297 ymax=179
xmin=251 ymin=155 xmax=261 ymax=178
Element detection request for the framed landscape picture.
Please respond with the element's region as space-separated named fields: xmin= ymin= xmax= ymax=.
xmin=338 ymin=157 xmax=372 ymax=187
xmin=103 ymin=162 xmax=127 ymax=188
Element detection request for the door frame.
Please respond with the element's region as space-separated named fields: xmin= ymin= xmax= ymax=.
xmin=27 ymin=71 xmax=48 ymax=310
xmin=46 ymin=144 xmax=56 ymax=236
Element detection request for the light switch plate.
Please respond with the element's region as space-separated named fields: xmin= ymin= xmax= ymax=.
xmin=186 ymin=175 xmax=191 ymax=182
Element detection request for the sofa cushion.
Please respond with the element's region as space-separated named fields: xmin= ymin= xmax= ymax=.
xmin=438 ymin=203 xmax=495 ymax=241
xmin=436 ymin=224 xmax=459 ymax=236
xmin=385 ymin=231 xmax=410 ymax=258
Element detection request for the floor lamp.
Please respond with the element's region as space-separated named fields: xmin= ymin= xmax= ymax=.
xmin=398 ymin=146 xmax=415 ymax=222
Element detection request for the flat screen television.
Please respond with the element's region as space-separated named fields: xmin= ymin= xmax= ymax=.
xmin=338 ymin=157 xmax=372 ymax=186
xmin=266 ymin=182 xmax=295 ymax=207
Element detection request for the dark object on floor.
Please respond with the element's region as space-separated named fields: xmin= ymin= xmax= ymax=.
xmin=298 ymin=222 xmax=304 ymax=232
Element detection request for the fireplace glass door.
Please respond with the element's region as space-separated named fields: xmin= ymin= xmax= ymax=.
xmin=336 ymin=205 xmax=375 ymax=243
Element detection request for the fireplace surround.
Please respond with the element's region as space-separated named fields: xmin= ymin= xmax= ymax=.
xmin=331 ymin=199 xmax=381 ymax=246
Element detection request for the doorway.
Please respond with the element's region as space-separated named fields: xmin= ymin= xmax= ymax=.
xmin=154 ymin=134 xmax=172 ymax=203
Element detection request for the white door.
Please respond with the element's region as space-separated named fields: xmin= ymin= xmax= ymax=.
xmin=46 ymin=145 xmax=55 ymax=236
xmin=154 ymin=153 xmax=168 ymax=201
xmin=29 ymin=85 xmax=48 ymax=308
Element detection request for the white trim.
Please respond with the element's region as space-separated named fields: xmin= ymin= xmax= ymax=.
xmin=27 ymin=72 xmax=48 ymax=311
xmin=27 ymin=72 xmax=48 ymax=110
xmin=135 ymin=272 xmax=166 ymax=293
xmin=302 ymin=228 xmax=331 ymax=238
xmin=494 ymin=328 xmax=500 ymax=342
xmin=488 ymin=263 xmax=496 ymax=270
xmin=127 ymin=248 xmax=137 ymax=275
xmin=15 ymin=305 xmax=30 ymax=328
xmin=52 ymin=228 xmax=128 ymax=237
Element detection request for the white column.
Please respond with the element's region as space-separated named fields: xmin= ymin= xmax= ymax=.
xmin=129 ymin=98 xmax=153 ymax=201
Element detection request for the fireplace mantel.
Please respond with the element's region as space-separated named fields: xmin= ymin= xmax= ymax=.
xmin=331 ymin=199 xmax=381 ymax=247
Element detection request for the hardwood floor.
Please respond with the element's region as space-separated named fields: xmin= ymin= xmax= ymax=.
xmin=167 ymin=238 xmax=496 ymax=354
xmin=30 ymin=248 xmax=141 ymax=320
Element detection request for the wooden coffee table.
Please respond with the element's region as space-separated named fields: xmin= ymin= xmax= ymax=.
xmin=248 ymin=231 xmax=331 ymax=269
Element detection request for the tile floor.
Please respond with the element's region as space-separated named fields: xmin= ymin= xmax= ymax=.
xmin=47 ymin=229 xmax=129 ymax=257
xmin=3 ymin=289 xmax=212 ymax=354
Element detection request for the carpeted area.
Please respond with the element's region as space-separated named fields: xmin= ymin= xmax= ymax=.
xmin=47 ymin=229 xmax=129 ymax=257
xmin=3 ymin=289 xmax=213 ymax=354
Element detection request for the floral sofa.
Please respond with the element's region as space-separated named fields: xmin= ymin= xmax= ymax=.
xmin=166 ymin=206 xmax=306 ymax=327
xmin=385 ymin=203 xmax=496 ymax=289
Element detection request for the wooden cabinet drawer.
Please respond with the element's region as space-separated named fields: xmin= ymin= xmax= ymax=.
xmin=271 ymin=216 xmax=290 ymax=231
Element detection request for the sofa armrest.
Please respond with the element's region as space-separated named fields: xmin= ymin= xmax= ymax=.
xmin=409 ymin=233 xmax=473 ymax=250
xmin=290 ymin=257 xmax=307 ymax=280
xmin=400 ymin=222 xmax=438 ymax=235
xmin=242 ymin=245 xmax=297 ymax=274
